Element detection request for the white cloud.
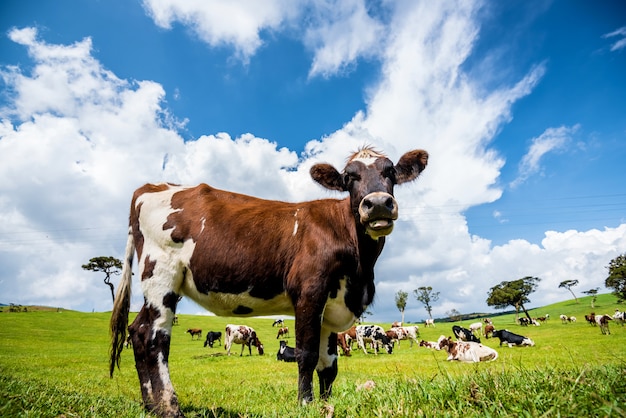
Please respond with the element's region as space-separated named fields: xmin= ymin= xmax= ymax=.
xmin=510 ymin=125 xmax=579 ymax=188
xmin=1 ymin=1 xmax=624 ymax=322
xmin=304 ymin=0 xmax=386 ymax=77
xmin=603 ymin=26 xmax=626 ymax=52
xmin=141 ymin=0 xmax=295 ymax=63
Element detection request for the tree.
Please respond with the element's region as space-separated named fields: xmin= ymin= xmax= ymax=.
xmin=582 ymin=288 xmax=600 ymax=308
xmin=558 ymin=279 xmax=579 ymax=303
xmin=605 ymin=253 xmax=626 ymax=303
xmin=413 ymin=286 xmax=439 ymax=320
xmin=82 ymin=256 xmax=123 ymax=303
xmin=394 ymin=290 xmax=408 ymax=324
xmin=486 ymin=276 xmax=541 ymax=322
xmin=446 ymin=309 xmax=462 ymax=322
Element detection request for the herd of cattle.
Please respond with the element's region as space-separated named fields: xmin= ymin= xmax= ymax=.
xmin=173 ymin=310 xmax=624 ymax=365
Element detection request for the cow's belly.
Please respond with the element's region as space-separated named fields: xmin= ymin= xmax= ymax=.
xmin=182 ymin=281 xmax=294 ymax=316
xmin=321 ymin=279 xmax=358 ymax=332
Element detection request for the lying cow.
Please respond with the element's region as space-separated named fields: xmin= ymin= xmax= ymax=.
xmin=452 ymin=325 xmax=481 ymax=343
xmin=225 ymin=325 xmax=264 ymax=356
xmin=356 ymin=325 xmax=393 ymax=355
xmin=438 ymin=337 xmax=498 ymax=363
xmin=204 ymin=331 xmax=222 ymax=348
xmin=276 ymin=340 xmax=296 ymax=362
xmin=492 ymin=329 xmax=534 ymax=347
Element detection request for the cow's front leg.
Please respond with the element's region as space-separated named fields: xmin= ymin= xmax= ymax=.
xmin=294 ymin=307 xmax=323 ymax=404
xmin=317 ymin=327 xmax=338 ymax=400
xmin=129 ymin=300 xmax=181 ymax=418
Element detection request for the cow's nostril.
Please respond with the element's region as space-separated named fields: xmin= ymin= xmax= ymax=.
xmin=385 ymin=197 xmax=394 ymax=209
xmin=362 ymin=200 xmax=373 ymax=210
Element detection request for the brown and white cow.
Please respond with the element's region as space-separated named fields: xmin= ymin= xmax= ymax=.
xmin=438 ymin=337 xmax=498 ymax=363
xmin=109 ymin=146 xmax=428 ymax=417
xmin=225 ymin=324 xmax=264 ymax=356
xmin=276 ymin=327 xmax=289 ymax=339
xmin=386 ymin=325 xmax=420 ymax=347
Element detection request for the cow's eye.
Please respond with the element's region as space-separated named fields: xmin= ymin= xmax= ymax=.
xmin=343 ymin=171 xmax=360 ymax=184
xmin=384 ymin=166 xmax=397 ymax=181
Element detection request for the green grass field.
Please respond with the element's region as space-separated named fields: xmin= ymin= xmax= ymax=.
xmin=1 ymin=294 xmax=625 ymax=417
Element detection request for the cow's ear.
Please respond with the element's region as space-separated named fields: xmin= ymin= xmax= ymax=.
xmin=310 ymin=163 xmax=346 ymax=192
xmin=395 ymin=149 xmax=428 ymax=184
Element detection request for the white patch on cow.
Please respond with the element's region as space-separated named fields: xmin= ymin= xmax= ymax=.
xmin=200 ymin=216 xmax=206 ymax=234
xmin=321 ymin=277 xmax=357 ymax=332
xmin=317 ymin=328 xmax=337 ymax=371
xmin=156 ymin=351 xmax=176 ymax=406
xmin=292 ymin=209 xmax=299 ymax=236
xmin=351 ymin=156 xmax=378 ymax=166
xmin=183 ymin=284 xmax=294 ymax=317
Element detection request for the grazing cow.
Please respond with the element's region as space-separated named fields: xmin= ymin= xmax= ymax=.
xmin=356 ymin=325 xmax=393 ymax=355
xmin=276 ymin=327 xmax=289 ymax=339
xmin=596 ymin=314 xmax=612 ymax=335
xmin=186 ymin=328 xmax=202 ymax=340
xmin=172 ymin=315 xmax=179 ymax=325
xmin=224 ymin=325 xmax=264 ymax=356
xmin=424 ymin=318 xmax=435 ymax=327
xmin=519 ymin=317 xmax=530 ymax=326
xmin=483 ymin=318 xmax=493 ymax=325
xmin=272 ymin=319 xmax=285 ymax=327
xmin=391 ymin=321 xmax=402 ymax=328
xmin=336 ymin=331 xmax=351 ymax=356
xmin=109 ymin=146 xmax=428 ymax=416
xmin=585 ymin=313 xmax=596 ymax=325
xmin=276 ymin=340 xmax=296 ymax=362
xmin=484 ymin=324 xmax=495 ymax=339
xmin=569 ymin=316 xmax=576 ymax=323
xmin=492 ymin=329 xmax=535 ymax=347
xmin=560 ymin=314 xmax=568 ymax=324
xmin=469 ymin=322 xmax=482 ymax=336
xmin=418 ymin=340 xmax=440 ymax=350
xmin=386 ymin=326 xmax=419 ymax=347
xmin=613 ymin=310 xmax=625 ymax=326
xmin=452 ymin=325 xmax=481 ymax=343
xmin=438 ymin=337 xmax=498 ymax=363
xmin=203 ymin=331 xmax=222 ymax=348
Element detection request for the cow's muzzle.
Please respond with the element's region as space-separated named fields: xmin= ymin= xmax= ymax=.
xmin=358 ymin=192 xmax=398 ymax=239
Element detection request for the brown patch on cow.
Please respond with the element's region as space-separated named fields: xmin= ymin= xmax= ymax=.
xmin=142 ymin=256 xmax=157 ymax=281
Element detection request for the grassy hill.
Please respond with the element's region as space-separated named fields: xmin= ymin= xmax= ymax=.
xmin=1 ymin=293 xmax=625 ymax=417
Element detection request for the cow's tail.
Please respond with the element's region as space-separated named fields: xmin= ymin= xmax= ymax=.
xmin=109 ymin=228 xmax=135 ymax=378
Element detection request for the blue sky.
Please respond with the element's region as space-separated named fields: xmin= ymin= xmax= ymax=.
xmin=1 ymin=0 xmax=625 ymax=322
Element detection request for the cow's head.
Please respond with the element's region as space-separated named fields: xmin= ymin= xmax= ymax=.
xmin=310 ymin=147 xmax=428 ymax=240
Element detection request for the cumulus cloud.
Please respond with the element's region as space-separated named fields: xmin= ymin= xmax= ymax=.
xmin=1 ymin=1 xmax=624 ymax=321
xmin=603 ymin=26 xmax=626 ymax=52
xmin=510 ymin=124 xmax=580 ymax=188
xmin=141 ymin=0 xmax=294 ymax=62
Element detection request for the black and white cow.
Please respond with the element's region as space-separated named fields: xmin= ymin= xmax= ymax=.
xmin=203 ymin=331 xmax=222 ymax=348
xmin=492 ymin=329 xmax=535 ymax=347
xmin=452 ymin=325 xmax=481 ymax=343
xmin=276 ymin=340 xmax=296 ymax=362
xmin=109 ymin=146 xmax=428 ymax=417
xmin=356 ymin=325 xmax=393 ymax=355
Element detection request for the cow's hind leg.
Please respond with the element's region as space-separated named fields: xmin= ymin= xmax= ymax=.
xmin=317 ymin=328 xmax=338 ymax=400
xmin=129 ymin=292 xmax=181 ymax=417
